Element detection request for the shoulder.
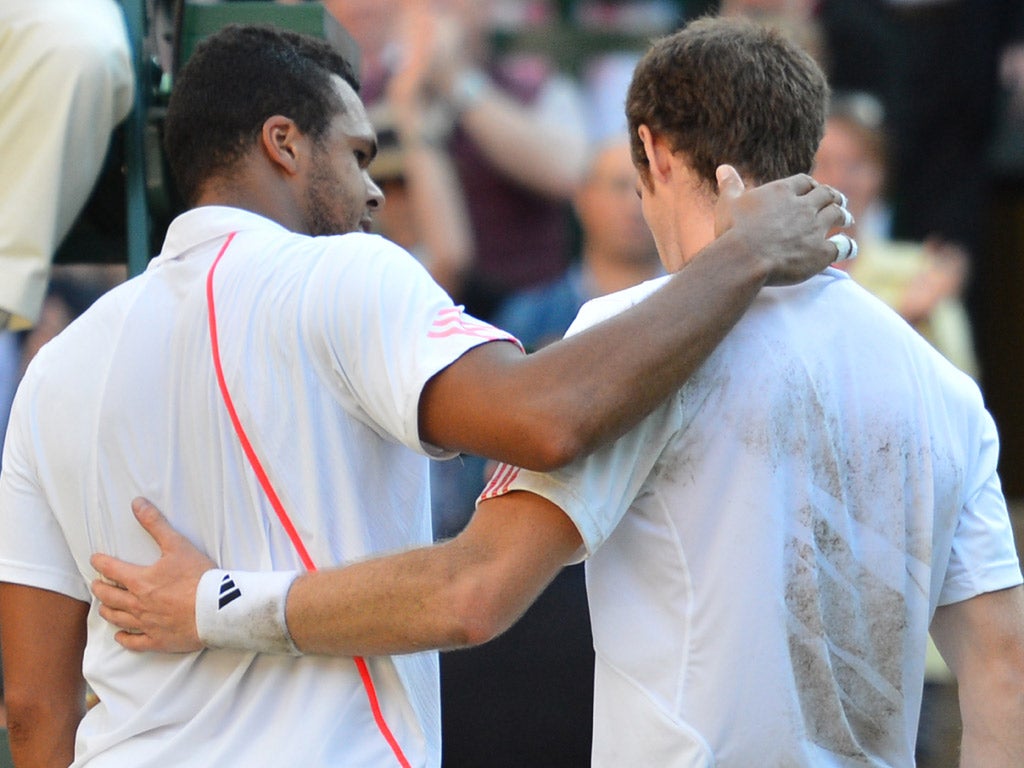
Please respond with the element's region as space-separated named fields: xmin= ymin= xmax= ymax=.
xmin=298 ymin=233 xmax=437 ymax=294
xmin=22 ymin=276 xmax=141 ymax=382
xmin=297 ymin=232 xmax=462 ymax=346
xmin=293 ymin=231 xmax=413 ymax=265
xmin=566 ymin=276 xmax=670 ymax=337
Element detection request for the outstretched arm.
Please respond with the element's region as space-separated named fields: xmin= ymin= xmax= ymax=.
xmin=420 ymin=168 xmax=853 ymax=471
xmin=0 ymin=583 xmax=88 ymax=767
xmin=930 ymin=585 xmax=1024 ymax=767
xmin=286 ymin=490 xmax=581 ymax=655
xmin=92 ymin=493 xmax=582 ymax=656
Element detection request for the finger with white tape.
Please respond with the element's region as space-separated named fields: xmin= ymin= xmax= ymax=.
xmin=828 ymin=233 xmax=858 ymax=262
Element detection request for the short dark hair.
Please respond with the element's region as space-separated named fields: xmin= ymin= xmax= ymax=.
xmin=626 ymin=16 xmax=829 ymax=191
xmin=164 ymin=24 xmax=360 ymax=205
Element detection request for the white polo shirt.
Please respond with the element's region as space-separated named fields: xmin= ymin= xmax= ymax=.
xmin=484 ymin=268 xmax=1021 ymax=767
xmin=0 ymin=207 xmax=517 ymax=767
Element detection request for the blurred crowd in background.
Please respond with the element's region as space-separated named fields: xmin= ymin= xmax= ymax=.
xmin=2 ymin=1 xmax=1024 ymax=765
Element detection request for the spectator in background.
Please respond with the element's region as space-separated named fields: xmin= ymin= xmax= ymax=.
xmin=365 ymin=111 xmax=472 ymax=296
xmin=718 ymin=0 xmax=829 ymax=68
xmin=17 ymin=268 xmax=121 ymax=379
xmin=497 ymin=137 xmax=662 ymax=352
xmin=813 ymin=91 xmax=979 ymax=379
xmin=574 ymin=1 xmax=683 ymax=144
xmin=0 ymin=335 xmax=17 ymax=464
xmin=437 ymin=137 xmax=662 ymax=767
xmin=340 ymin=0 xmax=590 ymax=318
xmin=0 ymin=0 xmax=133 ymax=330
xmin=819 ymin=0 xmax=1024 ymax=268
xmin=0 ymin=0 xmax=133 ymax=447
xmin=322 ymin=0 xmax=401 ymax=100
xmin=362 ymin=3 xmax=476 ymax=298
xmin=581 ymin=50 xmax=644 ymax=143
xmin=432 ymin=137 xmax=664 ymax=537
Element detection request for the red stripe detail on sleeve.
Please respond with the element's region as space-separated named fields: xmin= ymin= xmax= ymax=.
xmin=480 ymin=463 xmax=521 ymax=500
xmin=427 ymin=306 xmax=525 ymax=352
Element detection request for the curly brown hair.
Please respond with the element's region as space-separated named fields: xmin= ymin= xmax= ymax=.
xmin=164 ymin=24 xmax=360 ymax=205
xmin=626 ymin=16 xmax=829 ymax=192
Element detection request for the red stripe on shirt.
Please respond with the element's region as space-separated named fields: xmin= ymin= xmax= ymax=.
xmin=480 ymin=463 xmax=521 ymax=500
xmin=207 ymin=233 xmax=412 ymax=768
xmin=427 ymin=306 xmax=524 ymax=351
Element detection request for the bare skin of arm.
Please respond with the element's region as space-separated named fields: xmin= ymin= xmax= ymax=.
xmin=93 ymin=493 xmax=581 ymax=655
xmin=0 ymin=584 xmax=88 ymax=767
xmin=285 ymin=490 xmax=582 ymax=654
xmin=89 ymin=170 xmax=849 ymax=652
xmin=930 ymin=585 xmax=1024 ymax=767
xmin=425 ymin=11 xmax=589 ymax=199
xmin=421 ymin=169 xmax=849 ymax=471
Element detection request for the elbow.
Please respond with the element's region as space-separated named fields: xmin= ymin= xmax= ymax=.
xmin=999 ymin=639 xmax=1024 ymax=698
xmin=508 ymin=149 xmax=587 ymax=201
xmin=531 ymin=436 xmax=586 ymax=472
xmin=448 ymin=608 xmax=507 ymax=649
xmin=443 ymin=570 xmax=523 ymax=648
xmin=4 ymin=688 xmax=46 ymax=731
xmin=991 ymin=630 xmax=1024 ymax=685
xmin=4 ymin=691 xmax=80 ymax=747
xmin=514 ymin=418 xmax=590 ymax=472
xmin=529 ymin=161 xmax=587 ymax=201
xmin=547 ymin=144 xmax=589 ymax=199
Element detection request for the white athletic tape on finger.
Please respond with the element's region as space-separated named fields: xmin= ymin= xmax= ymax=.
xmin=196 ymin=569 xmax=302 ymax=655
xmin=828 ymin=233 xmax=858 ymax=262
xmin=840 ymin=206 xmax=854 ymax=227
xmin=836 ymin=190 xmax=848 ymax=210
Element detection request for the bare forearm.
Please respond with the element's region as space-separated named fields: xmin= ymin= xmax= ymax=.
xmin=420 ymin=172 xmax=845 ymax=469
xmin=7 ymin=701 xmax=84 ymax=768
xmin=0 ymin=584 xmax=88 ymax=768
xmin=422 ymin=227 xmax=766 ymax=470
xmin=93 ymin=494 xmax=578 ymax=658
xmin=506 ymin=229 xmax=766 ymax=462
xmin=958 ymin=672 xmax=1024 ymax=767
xmin=458 ymin=90 xmax=587 ymax=199
xmin=286 ymin=494 xmax=575 ymax=656
xmin=286 ymin=542 xmax=486 ymax=655
xmin=932 ymin=587 xmax=1024 ymax=768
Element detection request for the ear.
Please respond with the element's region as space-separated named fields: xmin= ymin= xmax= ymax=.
xmin=638 ymin=124 xmax=672 ymax=186
xmin=260 ymin=115 xmax=305 ymax=176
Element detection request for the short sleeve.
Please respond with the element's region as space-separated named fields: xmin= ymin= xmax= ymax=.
xmin=479 ymin=278 xmax=680 ymax=558
xmin=938 ymin=406 xmax=1023 ymax=606
xmin=302 ymin=234 xmax=521 ymax=457
xmin=564 ymin=276 xmax=669 ymax=339
xmin=0 ymin=374 xmax=89 ymax=602
xmin=481 ymin=396 xmax=683 ymax=560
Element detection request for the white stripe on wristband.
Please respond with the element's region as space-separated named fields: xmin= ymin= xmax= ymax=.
xmin=195 ymin=569 xmax=302 ymax=655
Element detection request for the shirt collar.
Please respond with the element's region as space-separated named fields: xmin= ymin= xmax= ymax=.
xmin=148 ymin=206 xmax=292 ymax=269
